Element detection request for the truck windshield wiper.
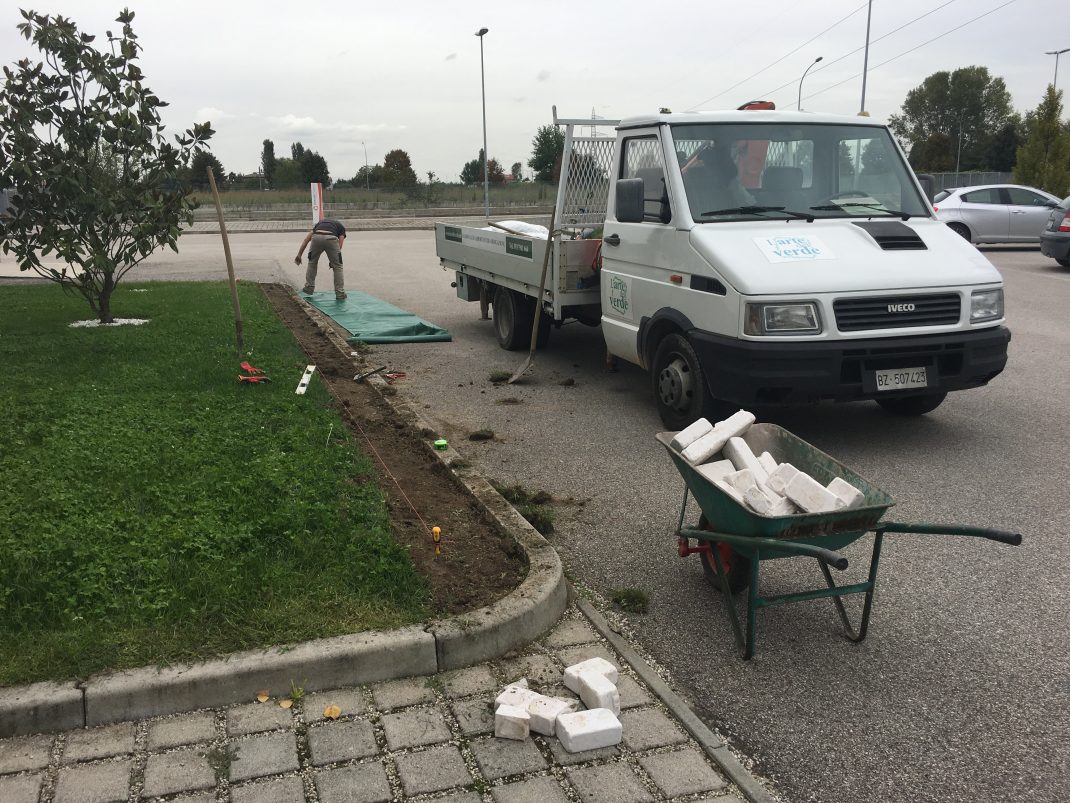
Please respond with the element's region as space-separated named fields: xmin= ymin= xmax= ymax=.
xmin=810 ymin=202 xmax=913 ymax=221
xmin=701 ymin=205 xmax=815 ymax=221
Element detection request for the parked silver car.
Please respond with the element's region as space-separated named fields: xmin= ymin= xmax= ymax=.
xmin=933 ymin=184 xmax=1061 ymax=243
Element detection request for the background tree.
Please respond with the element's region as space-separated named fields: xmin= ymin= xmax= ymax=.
xmin=487 ymin=157 xmax=506 ymax=184
xmin=382 ymin=149 xmax=417 ymax=187
xmin=354 ymin=164 xmax=386 ymax=188
xmin=460 ymin=151 xmax=483 ymax=185
xmin=510 ymin=161 xmax=523 ymax=181
xmin=291 ymin=142 xmax=305 ymax=161
xmin=528 ymin=124 xmax=564 ymax=182
xmin=0 ymin=8 xmax=212 ymax=324
xmin=261 ymin=139 xmax=277 ymax=188
xmin=985 ymin=117 xmax=1024 ymax=172
xmin=188 ymin=150 xmax=225 ymax=190
xmin=1014 ymin=86 xmax=1070 ymax=197
xmin=888 ymin=66 xmax=1012 ymax=172
xmin=300 ymin=150 xmax=330 ymax=185
xmin=272 ymin=158 xmax=303 ymax=188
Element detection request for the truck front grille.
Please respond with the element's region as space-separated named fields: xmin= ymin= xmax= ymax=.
xmin=834 ymin=294 xmax=961 ymax=332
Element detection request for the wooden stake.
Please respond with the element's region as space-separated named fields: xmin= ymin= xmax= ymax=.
xmin=508 ymin=207 xmax=556 ymax=384
xmin=206 ymin=167 xmax=244 ymax=357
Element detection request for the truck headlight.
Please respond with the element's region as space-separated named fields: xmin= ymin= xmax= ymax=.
xmin=744 ymin=302 xmax=822 ymax=335
xmin=970 ymin=289 xmax=1003 ymax=323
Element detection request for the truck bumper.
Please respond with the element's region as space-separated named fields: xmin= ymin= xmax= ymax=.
xmin=690 ymin=327 xmax=1011 ymax=406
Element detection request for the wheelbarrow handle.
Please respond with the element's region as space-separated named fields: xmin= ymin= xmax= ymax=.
xmin=876 ymin=521 xmax=1022 ymax=546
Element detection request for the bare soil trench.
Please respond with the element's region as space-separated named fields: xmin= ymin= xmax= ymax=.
xmin=261 ymin=283 xmax=526 ymax=613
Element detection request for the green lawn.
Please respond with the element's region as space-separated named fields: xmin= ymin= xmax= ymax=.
xmin=0 ymin=282 xmax=428 ymax=686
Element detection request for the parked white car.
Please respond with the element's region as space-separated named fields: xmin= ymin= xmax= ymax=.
xmin=933 ymin=184 xmax=1061 ymax=244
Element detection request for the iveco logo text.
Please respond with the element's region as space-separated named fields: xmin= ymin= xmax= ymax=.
xmin=888 ymin=303 xmax=916 ymax=313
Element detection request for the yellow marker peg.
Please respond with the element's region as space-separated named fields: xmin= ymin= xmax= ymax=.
xmin=432 ymin=526 xmax=441 ymax=557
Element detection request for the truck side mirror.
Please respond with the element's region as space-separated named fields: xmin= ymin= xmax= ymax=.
xmin=915 ymin=173 xmax=935 ymax=202
xmin=616 ymin=178 xmax=644 ymax=223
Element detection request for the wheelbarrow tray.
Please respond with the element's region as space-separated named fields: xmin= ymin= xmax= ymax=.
xmin=657 ymin=423 xmax=895 ymax=549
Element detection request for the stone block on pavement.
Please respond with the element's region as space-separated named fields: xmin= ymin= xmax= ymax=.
xmin=0 ymin=733 xmax=52 ymax=773
xmin=147 ymin=711 xmax=216 ymax=750
xmin=315 ymin=762 xmax=392 ymax=803
xmin=638 ymin=747 xmax=728 ymax=796
xmin=229 ymin=731 xmax=299 ymax=783
xmin=231 ymin=774 xmax=306 ymax=803
xmin=619 ymin=707 xmax=689 ymax=752
xmin=62 ymin=721 xmax=136 ymax=763
xmin=53 ymin=759 xmax=132 ymax=803
xmin=142 ymin=747 xmax=216 ymax=798
xmin=0 ymin=773 xmax=43 ymax=803
xmin=394 ymin=744 xmax=472 ymax=796
xmin=492 ymin=774 xmax=571 ymax=803
xmin=307 ymin=718 xmax=378 ymax=765
xmin=227 ymin=701 xmax=294 ymax=736
xmin=381 ymin=707 xmax=451 ymax=750
xmin=468 ymin=735 xmax=546 ymax=780
xmin=566 ymin=762 xmax=654 ymax=803
xmin=450 ymin=697 xmax=495 ymax=736
xmin=370 ymin=676 xmax=435 ymax=710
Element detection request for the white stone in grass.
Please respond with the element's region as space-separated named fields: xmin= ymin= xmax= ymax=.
xmin=576 ymin=671 xmax=620 ymax=715
xmin=69 ymin=318 xmax=149 ymax=328
xmin=563 ymin=657 xmax=618 ymax=693
xmin=827 ymin=476 xmax=865 ymax=509
xmin=556 ymin=708 xmax=622 ymax=753
xmin=527 ymin=696 xmax=578 ymax=736
xmin=494 ymin=704 xmax=530 ymax=740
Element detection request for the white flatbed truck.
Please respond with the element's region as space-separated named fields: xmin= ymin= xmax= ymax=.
xmin=435 ymin=107 xmax=1009 ymax=429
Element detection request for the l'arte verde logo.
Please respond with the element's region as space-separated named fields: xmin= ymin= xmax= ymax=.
xmin=609 ymin=276 xmax=629 ymax=315
xmin=444 ymin=226 xmax=462 ymax=243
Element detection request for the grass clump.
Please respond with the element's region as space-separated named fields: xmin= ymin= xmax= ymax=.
xmin=488 ymin=370 xmax=511 ymax=383
xmin=493 ymin=483 xmax=555 ymax=535
xmin=610 ymin=588 xmax=649 ymax=614
xmin=469 ymin=429 xmax=495 ymax=441
xmin=0 ymin=282 xmax=428 ymax=686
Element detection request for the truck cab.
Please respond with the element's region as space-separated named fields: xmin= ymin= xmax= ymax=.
xmin=601 ymin=110 xmax=1008 ymax=428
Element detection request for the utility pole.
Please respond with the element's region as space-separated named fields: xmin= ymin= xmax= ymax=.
xmin=859 ymin=0 xmax=874 ymax=114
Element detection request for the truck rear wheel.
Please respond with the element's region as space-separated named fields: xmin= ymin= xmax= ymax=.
xmin=876 ymin=391 xmax=947 ymax=416
xmin=492 ymin=286 xmax=533 ymax=350
xmin=652 ymin=333 xmax=710 ymax=430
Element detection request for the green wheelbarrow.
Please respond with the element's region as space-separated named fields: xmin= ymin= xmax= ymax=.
xmin=658 ymin=424 xmax=1023 ymax=660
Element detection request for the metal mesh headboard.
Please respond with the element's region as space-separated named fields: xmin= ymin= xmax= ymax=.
xmin=554 ymin=117 xmax=619 ymax=232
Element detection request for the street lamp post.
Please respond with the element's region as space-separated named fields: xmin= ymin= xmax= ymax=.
xmin=361 ymin=140 xmax=370 ymax=191
xmin=860 ymin=0 xmax=874 ymax=113
xmin=798 ymin=57 xmax=823 ymax=110
xmin=476 ymin=27 xmax=489 ymax=218
xmin=1045 ymin=48 xmax=1070 ymax=89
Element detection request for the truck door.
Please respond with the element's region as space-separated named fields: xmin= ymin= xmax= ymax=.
xmin=601 ymin=131 xmax=681 ymax=365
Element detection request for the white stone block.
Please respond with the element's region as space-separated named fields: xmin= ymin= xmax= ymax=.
xmin=827 ymin=476 xmax=865 ymax=509
xmin=786 ymin=472 xmax=846 ymax=514
xmin=714 ymin=479 xmax=745 ymax=504
xmin=743 ymin=486 xmax=775 ymax=515
xmin=494 ymin=703 xmax=530 ymax=740
xmin=527 ymin=696 xmax=578 ymax=736
xmin=495 ymin=684 xmax=539 ymax=709
xmin=681 ymin=410 xmax=755 ymax=465
xmin=563 ymin=657 xmax=619 ymax=693
xmin=723 ymin=437 xmax=770 ymax=484
xmin=556 ymin=708 xmax=623 ymax=753
xmin=670 ymin=418 xmax=713 ymax=451
xmin=576 ymin=671 xmax=620 ymax=715
xmin=767 ymin=463 xmax=801 ymax=495
xmin=713 ymin=409 xmax=756 ymax=434
xmin=726 ymin=468 xmax=757 ymax=494
xmin=697 ymin=459 xmax=735 ymax=484
xmin=758 ymin=451 xmax=779 ymax=475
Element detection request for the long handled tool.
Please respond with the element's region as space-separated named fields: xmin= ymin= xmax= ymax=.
xmin=508 ymin=207 xmax=556 ymax=384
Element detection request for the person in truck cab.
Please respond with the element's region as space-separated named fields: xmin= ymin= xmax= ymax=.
xmin=682 ymin=146 xmax=754 ymax=216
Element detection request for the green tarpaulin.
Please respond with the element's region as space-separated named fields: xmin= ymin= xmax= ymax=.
xmin=306 ymin=291 xmax=451 ymax=344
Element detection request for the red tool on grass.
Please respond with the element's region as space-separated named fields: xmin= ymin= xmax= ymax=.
xmin=240 ymin=361 xmax=264 ymax=375
xmin=238 ymin=374 xmax=271 ymax=384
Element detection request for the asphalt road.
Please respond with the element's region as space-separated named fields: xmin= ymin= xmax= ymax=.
xmin=21 ymin=231 xmax=1067 ymax=802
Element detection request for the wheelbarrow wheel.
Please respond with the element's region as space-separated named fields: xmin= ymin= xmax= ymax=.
xmin=697 ymin=514 xmax=751 ymax=594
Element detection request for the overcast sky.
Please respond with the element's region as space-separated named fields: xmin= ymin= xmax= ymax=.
xmin=2 ymin=0 xmax=1066 ymax=183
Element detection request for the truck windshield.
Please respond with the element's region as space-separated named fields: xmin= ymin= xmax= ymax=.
xmin=671 ymin=123 xmax=929 ymax=222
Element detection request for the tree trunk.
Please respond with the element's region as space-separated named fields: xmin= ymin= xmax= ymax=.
xmin=99 ymin=273 xmax=115 ymax=324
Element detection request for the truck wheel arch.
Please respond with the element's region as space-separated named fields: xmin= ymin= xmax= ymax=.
xmin=638 ymin=308 xmax=696 ymax=370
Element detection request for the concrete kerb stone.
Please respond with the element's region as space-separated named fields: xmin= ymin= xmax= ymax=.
xmin=0 ymin=285 xmax=566 ymax=739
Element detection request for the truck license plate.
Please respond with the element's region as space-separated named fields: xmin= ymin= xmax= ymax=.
xmin=875 ymin=367 xmax=928 ymax=391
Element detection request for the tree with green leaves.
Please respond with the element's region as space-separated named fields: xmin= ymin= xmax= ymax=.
xmin=510 ymin=161 xmax=523 ymax=181
xmin=189 ymin=150 xmax=225 ymax=190
xmin=1014 ymin=86 xmax=1070 ymax=197
xmin=261 ymin=139 xmax=277 ymax=188
xmin=273 ymin=158 xmax=303 ymax=188
xmin=460 ymin=151 xmax=483 ymax=185
xmin=0 ymin=8 xmax=213 ymax=324
xmin=382 ymin=149 xmax=417 ymax=187
xmin=528 ymin=124 xmax=564 ymax=182
xmin=888 ymin=66 xmax=1012 ymax=172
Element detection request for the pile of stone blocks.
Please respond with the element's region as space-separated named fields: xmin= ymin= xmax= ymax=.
xmin=671 ymin=411 xmax=866 ymax=517
xmin=493 ymin=657 xmax=622 ymax=753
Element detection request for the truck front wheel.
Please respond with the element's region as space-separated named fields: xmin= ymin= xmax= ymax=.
xmin=652 ymin=333 xmax=710 ymax=430
xmin=492 ymin=286 xmax=533 ymax=350
xmin=876 ymin=391 xmax=947 ymax=416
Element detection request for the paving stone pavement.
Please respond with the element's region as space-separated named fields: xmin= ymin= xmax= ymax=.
xmin=0 ymin=606 xmax=752 ymax=802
